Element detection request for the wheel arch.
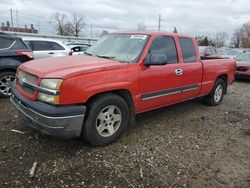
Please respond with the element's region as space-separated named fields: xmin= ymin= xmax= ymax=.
xmin=217 ymin=74 xmax=228 ymax=94
xmin=85 ymin=89 xmax=135 ymax=124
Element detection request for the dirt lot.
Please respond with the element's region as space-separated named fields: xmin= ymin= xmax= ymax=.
xmin=0 ymin=80 xmax=249 ymax=188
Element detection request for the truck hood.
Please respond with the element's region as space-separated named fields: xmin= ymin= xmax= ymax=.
xmin=19 ymin=55 xmax=128 ymax=79
xmin=236 ymin=61 xmax=250 ymax=68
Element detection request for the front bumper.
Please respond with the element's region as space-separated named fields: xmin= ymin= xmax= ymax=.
xmin=10 ymin=85 xmax=86 ymax=138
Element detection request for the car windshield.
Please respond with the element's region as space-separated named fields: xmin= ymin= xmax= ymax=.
xmin=85 ymin=34 xmax=149 ymax=62
xmin=225 ymin=49 xmax=243 ymax=56
xmin=236 ymin=52 xmax=250 ymax=62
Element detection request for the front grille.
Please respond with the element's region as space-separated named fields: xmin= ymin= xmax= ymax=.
xmin=237 ymin=66 xmax=248 ymax=72
xmin=17 ymin=70 xmax=38 ymax=95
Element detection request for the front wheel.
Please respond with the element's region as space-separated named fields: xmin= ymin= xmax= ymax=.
xmin=83 ymin=93 xmax=129 ymax=146
xmin=203 ymin=78 xmax=226 ymax=106
xmin=0 ymin=71 xmax=16 ymax=98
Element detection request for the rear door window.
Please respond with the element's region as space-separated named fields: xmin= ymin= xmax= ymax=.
xmin=0 ymin=38 xmax=15 ymax=49
xmin=11 ymin=39 xmax=29 ymax=50
xmin=32 ymin=41 xmax=50 ymax=51
xmin=49 ymin=42 xmax=65 ymax=50
xmin=24 ymin=41 xmax=32 ymax=49
xmin=179 ymin=37 xmax=197 ymax=62
xmin=149 ymin=36 xmax=178 ymax=64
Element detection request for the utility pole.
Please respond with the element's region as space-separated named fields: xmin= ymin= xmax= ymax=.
xmin=16 ymin=9 xmax=19 ymax=32
xmin=10 ymin=9 xmax=14 ymax=31
xmin=158 ymin=14 xmax=161 ymax=31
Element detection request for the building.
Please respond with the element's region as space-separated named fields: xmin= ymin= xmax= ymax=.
xmin=0 ymin=21 xmax=38 ymax=34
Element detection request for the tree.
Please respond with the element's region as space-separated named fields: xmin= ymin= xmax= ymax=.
xmin=231 ymin=28 xmax=244 ymax=48
xmin=241 ymin=22 xmax=250 ymax=48
xmin=212 ymin=32 xmax=229 ymax=47
xmin=137 ymin=21 xmax=146 ymax=31
xmin=195 ymin=36 xmax=210 ymax=46
xmin=53 ymin=12 xmax=68 ymax=35
xmin=173 ymin=27 xmax=178 ymax=33
xmin=53 ymin=12 xmax=86 ymax=36
xmin=72 ymin=14 xmax=86 ymax=37
xmin=100 ymin=30 xmax=108 ymax=37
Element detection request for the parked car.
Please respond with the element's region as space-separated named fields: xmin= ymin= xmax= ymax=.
xmin=23 ymin=38 xmax=72 ymax=59
xmin=11 ymin=32 xmax=235 ymax=146
xmin=199 ymin=46 xmax=221 ymax=59
xmin=67 ymin=44 xmax=91 ymax=55
xmin=235 ymin=51 xmax=250 ymax=79
xmin=220 ymin=48 xmax=246 ymax=59
xmin=0 ymin=33 xmax=33 ymax=97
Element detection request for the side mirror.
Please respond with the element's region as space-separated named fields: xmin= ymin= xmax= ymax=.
xmin=145 ymin=53 xmax=168 ymax=66
xmin=71 ymin=47 xmax=80 ymax=52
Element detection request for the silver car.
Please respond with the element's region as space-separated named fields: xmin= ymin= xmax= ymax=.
xmin=23 ymin=38 xmax=72 ymax=59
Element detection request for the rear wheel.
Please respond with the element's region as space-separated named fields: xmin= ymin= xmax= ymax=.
xmin=203 ymin=78 xmax=225 ymax=106
xmin=83 ymin=93 xmax=129 ymax=146
xmin=0 ymin=71 xmax=16 ymax=98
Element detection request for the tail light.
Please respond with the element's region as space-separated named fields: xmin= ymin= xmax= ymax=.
xmin=69 ymin=51 xmax=73 ymax=56
xmin=16 ymin=51 xmax=34 ymax=59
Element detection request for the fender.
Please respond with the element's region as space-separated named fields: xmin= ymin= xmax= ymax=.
xmin=60 ymin=81 xmax=138 ymax=106
xmin=83 ymin=81 xmax=137 ymax=101
xmin=0 ymin=58 xmax=21 ymax=72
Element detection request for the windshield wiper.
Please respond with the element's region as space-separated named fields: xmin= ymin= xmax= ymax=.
xmin=84 ymin=52 xmax=93 ymax=56
xmin=95 ymin=55 xmax=116 ymax=59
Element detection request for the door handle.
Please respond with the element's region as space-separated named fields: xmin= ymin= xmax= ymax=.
xmin=48 ymin=52 xmax=54 ymax=55
xmin=175 ymin=69 xmax=183 ymax=75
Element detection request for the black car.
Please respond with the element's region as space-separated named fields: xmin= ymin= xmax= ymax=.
xmin=0 ymin=33 xmax=33 ymax=97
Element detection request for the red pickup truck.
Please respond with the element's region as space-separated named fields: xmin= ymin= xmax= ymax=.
xmin=10 ymin=32 xmax=236 ymax=146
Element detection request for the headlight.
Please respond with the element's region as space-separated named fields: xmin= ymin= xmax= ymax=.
xmin=40 ymin=79 xmax=63 ymax=90
xmin=37 ymin=79 xmax=63 ymax=104
xmin=38 ymin=93 xmax=60 ymax=104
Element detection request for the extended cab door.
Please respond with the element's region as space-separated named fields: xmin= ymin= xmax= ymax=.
xmin=139 ymin=35 xmax=183 ymax=111
xmin=178 ymin=37 xmax=202 ymax=100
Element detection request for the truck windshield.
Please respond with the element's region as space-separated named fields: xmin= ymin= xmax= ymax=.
xmin=85 ymin=34 xmax=149 ymax=62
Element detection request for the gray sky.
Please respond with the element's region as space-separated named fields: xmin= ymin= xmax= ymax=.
xmin=0 ymin=0 xmax=250 ymax=38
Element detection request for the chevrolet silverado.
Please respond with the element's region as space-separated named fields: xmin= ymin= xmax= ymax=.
xmin=10 ymin=32 xmax=236 ymax=146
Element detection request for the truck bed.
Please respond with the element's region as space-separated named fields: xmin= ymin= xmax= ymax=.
xmin=199 ymin=58 xmax=236 ymax=96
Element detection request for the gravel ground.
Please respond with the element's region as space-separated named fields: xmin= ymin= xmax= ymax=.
xmin=0 ymin=80 xmax=249 ymax=188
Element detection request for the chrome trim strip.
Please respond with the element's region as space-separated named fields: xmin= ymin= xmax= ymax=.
xmin=10 ymin=97 xmax=64 ymax=129
xmin=11 ymin=95 xmax=84 ymax=119
xmin=141 ymin=84 xmax=199 ymax=101
xmin=182 ymin=87 xmax=198 ymax=92
xmin=142 ymin=90 xmax=181 ymax=101
xmin=28 ymin=107 xmax=85 ymax=119
xmin=16 ymin=76 xmax=60 ymax=95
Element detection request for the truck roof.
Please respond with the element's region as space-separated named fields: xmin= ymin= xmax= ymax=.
xmin=110 ymin=31 xmax=193 ymax=39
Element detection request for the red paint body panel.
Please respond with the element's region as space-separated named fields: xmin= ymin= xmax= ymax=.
xmin=235 ymin=61 xmax=250 ymax=79
xmin=17 ymin=32 xmax=236 ymax=115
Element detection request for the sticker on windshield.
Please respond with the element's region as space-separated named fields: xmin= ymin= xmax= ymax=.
xmin=130 ymin=35 xmax=147 ymax=40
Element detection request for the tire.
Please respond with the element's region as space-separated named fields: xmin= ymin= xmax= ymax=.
xmin=0 ymin=71 xmax=16 ymax=98
xmin=83 ymin=93 xmax=129 ymax=146
xmin=203 ymin=78 xmax=226 ymax=106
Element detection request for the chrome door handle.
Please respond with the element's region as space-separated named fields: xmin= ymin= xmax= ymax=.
xmin=175 ymin=69 xmax=183 ymax=75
